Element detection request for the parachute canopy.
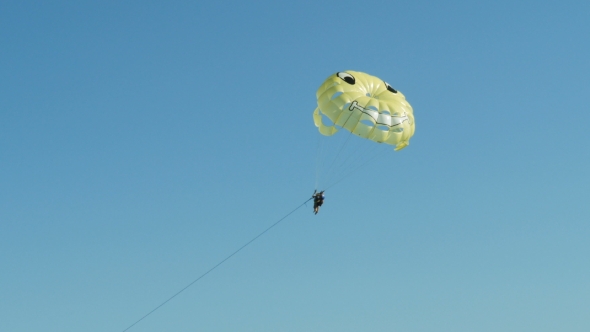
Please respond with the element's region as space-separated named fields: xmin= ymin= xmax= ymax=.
xmin=313 ymin=71 xmax=415 ymax=151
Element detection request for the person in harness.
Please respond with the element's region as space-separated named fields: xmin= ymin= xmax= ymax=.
xmin=312 ymin=190 xmax=325 ymax=214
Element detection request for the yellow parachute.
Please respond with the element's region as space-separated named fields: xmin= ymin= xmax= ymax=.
xmin=313 ymin=71 xmax=415 ymax=151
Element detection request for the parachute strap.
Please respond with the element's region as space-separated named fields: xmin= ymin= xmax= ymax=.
xmin=313 ymin=107 xmax=338 ymax=136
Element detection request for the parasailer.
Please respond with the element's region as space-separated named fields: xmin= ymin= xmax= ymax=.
xmin=312 ymin=190 xmax=325 ymax=214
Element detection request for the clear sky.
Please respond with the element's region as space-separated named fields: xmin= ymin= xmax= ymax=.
xmin=1 ymin=1 xmax=589 ymax=331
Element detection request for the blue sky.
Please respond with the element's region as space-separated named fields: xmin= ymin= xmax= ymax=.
xmin=1 ymin=1 xmax=589 ymax=331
